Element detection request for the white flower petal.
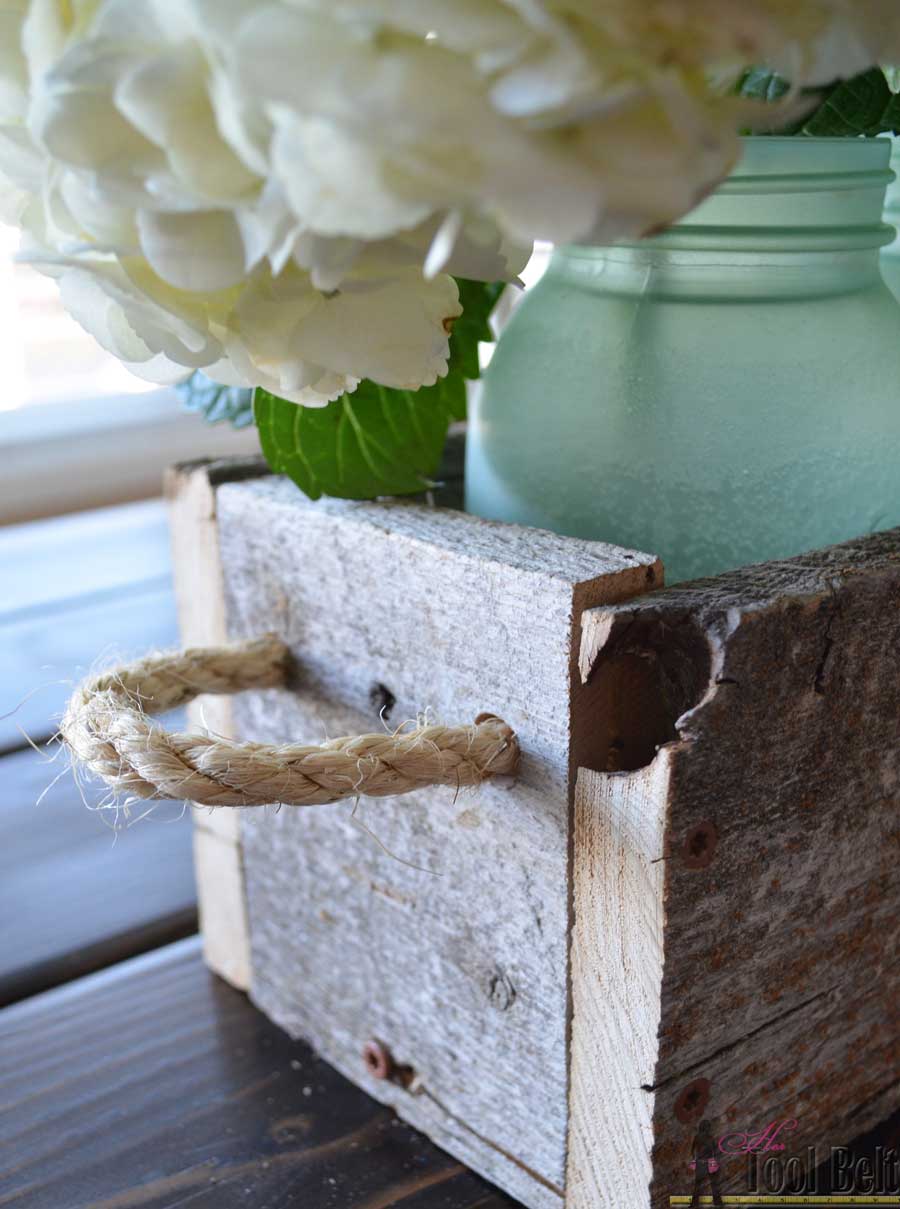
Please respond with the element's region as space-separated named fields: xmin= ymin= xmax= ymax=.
xmin=270 ymin=111 xmax=431 ymax=240
xmin=41 ymin=254 xmax=226 ymax=371
xmin=422 ymin=212 xmax=532 ymax=281
xmin=123 ymin=352 xmax=193 ymax=386
xmin=290 ymin=269 xmax=460 ymax=390
xmin=0 ymin=4 xmax=27 ymax=123
xmin=115 ymin=46 xmax=259 ymax=202
xmin=136 ymin=208 xmax=248 ymax=291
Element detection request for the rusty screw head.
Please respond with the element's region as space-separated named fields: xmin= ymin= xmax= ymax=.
xmin=674 ymin=1077 xmax=711 ymax=1124
xmin=681 ymin=821 xmax=719 ymax=870
xmin=362 ymin=1038 xmax=393 ymax=1081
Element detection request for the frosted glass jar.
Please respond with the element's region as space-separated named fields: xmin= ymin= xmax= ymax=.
xmin=880 ymin=135 xmax=900 ymax=299
xmin=467 ymin=137 xmax=900 ymax=583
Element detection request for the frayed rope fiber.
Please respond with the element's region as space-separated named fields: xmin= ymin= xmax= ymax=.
xmin=61 ymin=634 xmax=520 ymax=808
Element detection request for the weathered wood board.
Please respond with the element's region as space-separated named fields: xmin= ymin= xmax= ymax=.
xmin=169 ymin=457 xmax=900 ymax=1209
xmin=167 ymin=457 xmax=266 ymax=991
xmin=571 ymin=529 xmax=900 ymax=1208
xmin=212 ymin=474 xmax=659 ymax=1207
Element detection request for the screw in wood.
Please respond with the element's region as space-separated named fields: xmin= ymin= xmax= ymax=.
xmin=362 ymin=1039 xmax=418 ymax=1090
xmin=362 ymin=1038 xmax=394 ymax=1081
xmin=681 ymin=821 xmax=719 ymax=870
xmin=674 ymin=1077 xmax=711 ymax=1123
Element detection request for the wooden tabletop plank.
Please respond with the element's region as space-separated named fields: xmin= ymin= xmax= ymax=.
xmin=0 ymin=499 xmax=194 ymax=1003
xmin=0 ymin=939 xmax=896 ymax=1208
xmin=0 ymin=499 xmax=171 ymax=621
xmin=0 ymin=498 xmax=179 ymax=752
xmin=0 ymin=583 xmax=179 ymax=753
xmin=0 ymin=939 xmax=515 ymax=1209
xmin=0 ymin=746 xmax=196 ymax=1006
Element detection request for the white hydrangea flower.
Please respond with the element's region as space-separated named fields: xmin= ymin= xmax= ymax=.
xmin=0 ymin=0 xmax=898 ymax=405
xmin=225 ymin=262 xmax=461 ymax=404
xmin=0 ymin=0 xmax=471 ymax=402
xmin=242 ymin=0 xmax=900 ymax=247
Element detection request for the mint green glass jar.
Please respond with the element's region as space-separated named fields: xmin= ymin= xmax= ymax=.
xmin=880 ymin=136 xmax=900 ymax=299
xmin=467 ymin=138 xmax=900 ymax=583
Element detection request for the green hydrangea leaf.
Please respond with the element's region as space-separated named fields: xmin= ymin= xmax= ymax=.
xmin=434 ymin=366 xmax=468 ymax=423
xmin=254 ymin=277 xmax=503 ymax=500
xmin=799 ymin=67 xmax=893 ymax=137
xmin=255 ymin=379 xmax=452 ymax=500
xmin=735 ymin=68 xmax=791 ymax=104
xmin=737 ymin=65 xmax=900 ymax=137
xmin=177 ymin=372 xmax=254 ymax=428
xmin=877 ymin=89 xmax=900 ymax=135
xmin=449 ymin=278 xmax=505 ymax=379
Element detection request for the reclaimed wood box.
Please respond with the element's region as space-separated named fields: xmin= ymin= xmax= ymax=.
xmin=167 ymin=455 xmax=900 ymax=1209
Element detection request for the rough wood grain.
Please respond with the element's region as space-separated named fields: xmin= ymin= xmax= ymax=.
xmin=0 ymin=743 xmax=195 ymax=1007
xmin=176 ymin=454 xmax=899 ymax=1208
xmin=166 ymin=459 xmax=266 ymax=991
xmin=3 ymin=936 xmax=896 ymax=1209
xmin=567 ymin=758 xmax=669 ymax=1209
xmin=575 ymin=527 xmax=900 ymax=1208
xmin=0 ymin=937 xmax=517 ymax=1209
xmin=211 ymin=475 xmax=661 ymax=1207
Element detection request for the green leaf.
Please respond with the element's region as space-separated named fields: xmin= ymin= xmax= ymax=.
xmin=736 ymin=65 xmax=900 ymax=138
xmin=448 ymin=278 xmax=504 ymax=379
xmin=255 ymin=380 xmax=452 ymax=499
xmin=254 ymin=277 xmax=503 ymax=501
xmin=799 ymin=67 xmax=893 ymax=137
xmin=878 ymin=88 xmax=900 ymax=135
xmin=735 ymin=67 xmax=791 ymax=104
xmin=177 ymin=371 xmax=254 ymax=428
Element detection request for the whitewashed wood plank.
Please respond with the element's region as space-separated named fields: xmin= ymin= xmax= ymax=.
xmin=192 ymin=827 xmax=251 ymax=993
xmin=166 ymin=459 xmax=262 ymax=990
xmin=213 ymin=476 xmax=660 ymax=1206
xmin=187 ymin=457 xmax=900 ymax=1208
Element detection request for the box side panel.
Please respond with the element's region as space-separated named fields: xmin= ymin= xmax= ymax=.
xmin=583 ymin=528 xmax=900 ymax=1207
xmin=214 ymin=481 xmax=657 ymax=1206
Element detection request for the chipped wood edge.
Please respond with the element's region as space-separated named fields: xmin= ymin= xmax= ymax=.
xmin=570 ymin=531 xmax=900 ymax=1206
xmin=567 ymin=758 xmax=670 ymax=1209
xmin=568 ymin=589 xmax=709 ymax=1209
xmin=166 ymin=459 xmax=256 ymax=990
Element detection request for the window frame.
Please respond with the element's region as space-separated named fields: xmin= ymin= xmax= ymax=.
xmin=0 ymin=389 xmax=259 ymax=525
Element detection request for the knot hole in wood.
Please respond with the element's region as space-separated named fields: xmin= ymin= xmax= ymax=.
xmin=575 ymin=612 xmax=711 ymax=774
xmin=368 ymin=682 xmax=397 ymax=721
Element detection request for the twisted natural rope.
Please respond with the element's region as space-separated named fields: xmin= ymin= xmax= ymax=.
xmin=60 ymin=635 xmax=519 ymax=808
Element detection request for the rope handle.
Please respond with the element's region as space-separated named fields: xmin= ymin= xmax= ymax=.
xmin=61 ymin=635 xmax=520 ymax=808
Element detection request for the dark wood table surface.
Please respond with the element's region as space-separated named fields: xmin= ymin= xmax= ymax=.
xmin=0 ymin=938 xmax=513 ymax=1209
xmin=0 ymin=500 xmax=896 ymax=1209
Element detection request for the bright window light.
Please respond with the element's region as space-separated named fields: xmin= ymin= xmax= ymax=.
xmin=0 ymin=225 xmax=156 ymax=412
